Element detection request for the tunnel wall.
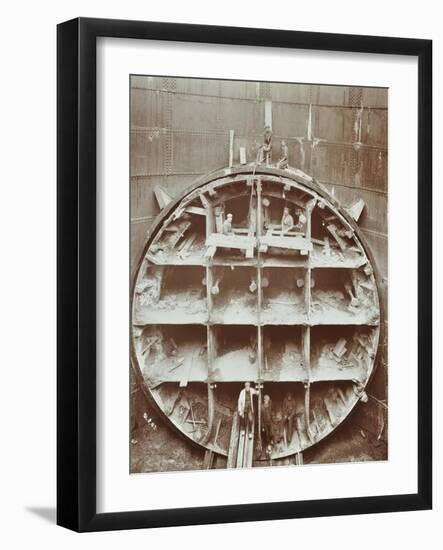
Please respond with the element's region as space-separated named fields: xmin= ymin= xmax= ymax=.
xmin=130 ymin=78 xmax=387 ymax=275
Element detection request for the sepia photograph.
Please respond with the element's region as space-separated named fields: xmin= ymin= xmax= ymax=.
xmin=130 ymin=76 xmax=388 ymax=473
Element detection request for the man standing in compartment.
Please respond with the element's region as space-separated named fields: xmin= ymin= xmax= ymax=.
xmin=295 ymin=207 xmax=307 ymax=234
xmin=277 ymin=140 xmax=289 ymax=169
xmin=261 ymin=394 xmax=273 ymax=447
xmin=256 ymin=125 xmax=273 ymax=165
xmin=271 ymin=410 xmax=284 ymax=447
xmin=280 ymin=206 xmax=294 ymax=235
xmin=223 ymin=213 xmax=234 ymax=236
xmin=282 ymin=391 xmax=296 ymax=444
xmin=238 ymin=382 xmax=258 ymax=440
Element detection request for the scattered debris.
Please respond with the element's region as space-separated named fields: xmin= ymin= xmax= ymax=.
xmin=333 ymin=338 xmax=347 ymax=358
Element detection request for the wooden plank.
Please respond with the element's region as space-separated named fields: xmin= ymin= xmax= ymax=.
xmin=248 ymin=204 xmax=257 ymax=237
xmin=304 ymin=383 xmax=311 ymax=435
xmin=169 ymin=221 xmax=191 ymax=248
xmin=268 ymin=229 xmax=305 ymax=237
xmin=201 ymin=383 xmax=215 ymax=445
xmin=167 ymin=388 xmax=185 ymax=417
xmin=203 ymin=450 xmax=214 ymax=469
xmin=323 ymin=397 xmax=338 ymax=427
xmin=333 ymin=337 xmax=347 ymax=358
xmin=179 ymin=350 xmax=195 ymax=387
xmin=337 ymin=387 xmax=347 ymax=406
xmin=227 ymin=413 xmax=239 ymax=468
xmin=199 ymin=193 xmax=210 ymax=208
xmin=206 ymin=233 xmax=256 ymax=250
xmin=243 ymin=422 xmax=255 ymax=468
xmin=259 ymin=234 xmax=313 ymax=251
xmin=296 ymin=414 xmax=310 ymax=449
xmin=206 ymin=267 xmax=213 ymax=318
xmin=177 ymin=234 xmax=197 ymax=259
xmin=207 ymin=233 xmax=256 ymax=247
xmin=326 ymin=224 xmax=347 ymax=251
xmin=312 ymin=409 xmax=321 ymax=435
xmin=202 ymin=323 xmax=216 ymax=442
xmin=229 ymin=130 xmax=234 ymax=167
xmin=204 ymin=245 xmax=217 ymax=258
xmin=185 ymin=205 xmax=207 ymax=216
xmin=305 ymin=269 xmax=311 ymax=315
xmin=213 ymin=417 xmax=223 ymax=448
xmin=236 ymin=428 xmax=246 ymax=468
xmin=205 ymin=204 xmax=215 ymax=238
xmin=265 ymin=100 xmax=273 ymax=129
xmin=171 ymin=207 xmax=186 ymax=221
xmin=214 ymin=206 xmax=224 ymax=233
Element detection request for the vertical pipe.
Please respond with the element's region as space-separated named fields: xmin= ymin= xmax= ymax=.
xmin=229 ymin=130 xmax=235 ymax=168
xmin=303 ymin=199 xmax=312 ymax=380
xmin=305 ymin=268 xmax=311 ymax=320
xmin=205 ymin=203 xmax=214 ymax=239
xmin=303 ymin=326 xmax=311 ymax=380
xmin=302 ymin=327 xmax=311 ymax=437
xmin=256 ymin=178 xmax=263 ymax=379
xmin=264 ymin=101 xmax=273 ymax=130
xmin=256 ymin=177 xmax=263 ymax=450
xmin=204 ymin=381 xmax=215 ymax=445
xmin=202 ymin=200 xmax=215 ymax=446
xmin=206 ymin=266 xmax=213 ymax=320
xmin=305 ymin=199 xmax=314 ymax=321
xmin=202 ymin=325 xmax=215 ymax=446
xmin=307 ymin=103 xmax=314 ymax=174
xmin=304 ymin=382 xmax=311 ymax=437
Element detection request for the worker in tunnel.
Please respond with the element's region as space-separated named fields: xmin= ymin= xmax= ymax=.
xmin=261 ymin=393 xmax=273 ymax=447
xmin=222 ymin=213 xmax=233 ymax=236
xmin=256 ymin=125 xmax=273 ymax=165
xmin=271 ymin=410 xmax=284 ymax=447
xmin=280 ymin=207 xmax=294 ymax=235
xmin=282 ymin=391 xmax=296 ymax=444
xmin=238 ymin=382 xmax=258 ymax=440
xmin=295 ymin=207 xmax=307 ymax=234
xmin=277 ymin=140 xmax=289 ymax=170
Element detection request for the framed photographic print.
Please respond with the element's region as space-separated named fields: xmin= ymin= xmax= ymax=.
xmin=57 ymin=17 xmax=432 ymax=531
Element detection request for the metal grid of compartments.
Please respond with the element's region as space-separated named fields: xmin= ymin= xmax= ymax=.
xmin=132 ymin=165 xmax=382 ymax=463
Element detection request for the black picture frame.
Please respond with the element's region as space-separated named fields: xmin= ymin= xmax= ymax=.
xmin=57 ymin=17 xmax=432 ymax=532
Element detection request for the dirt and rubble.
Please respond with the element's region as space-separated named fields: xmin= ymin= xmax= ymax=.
xmin=130 ymin=375 xmax=387 ymax=473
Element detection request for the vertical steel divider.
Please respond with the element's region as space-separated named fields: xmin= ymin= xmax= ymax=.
xmin=256 ymin=177 xmax=263 ymax=451
xmin=303 ymin=327 xmax=311 ymax=440
xmin=206 ymin=265 xmax=213 ymax=381
xmin=203 ymin=200 xmax=215 ymax=445
xmin=303 ymin=199 xmax=315 ymax=438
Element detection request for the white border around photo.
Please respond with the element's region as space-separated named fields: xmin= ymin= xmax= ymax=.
xmin=96 ymin=37 xmax=418 ymax=514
